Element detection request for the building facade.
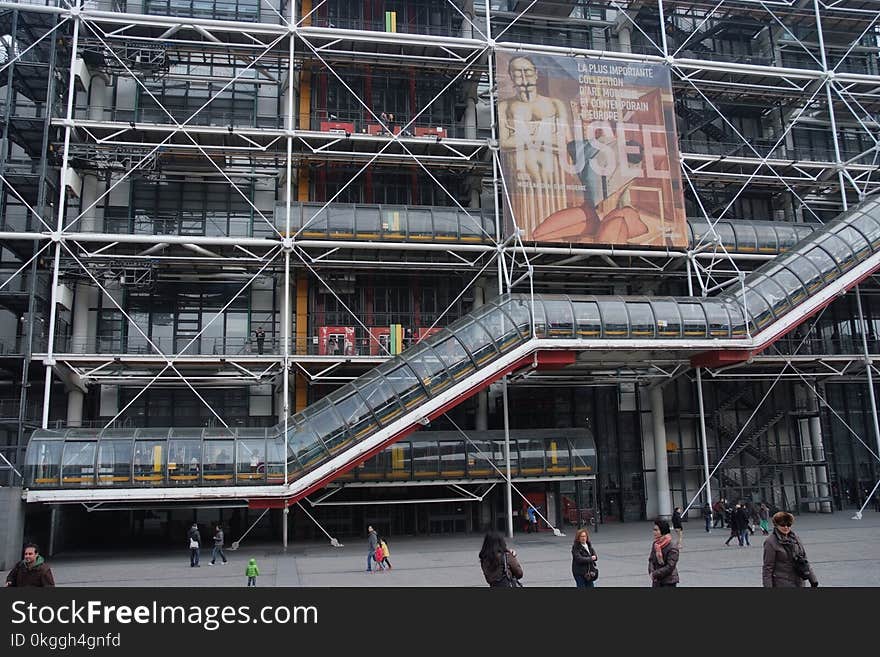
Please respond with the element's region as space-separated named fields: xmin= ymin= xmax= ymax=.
xmin=1 ymin=0 xmax=879 ymax=555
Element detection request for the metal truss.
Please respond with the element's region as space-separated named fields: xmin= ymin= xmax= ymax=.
xmin=0 ymin=1 xmax=878 ymax=523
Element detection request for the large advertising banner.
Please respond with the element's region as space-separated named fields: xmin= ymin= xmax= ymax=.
xmin=495 ymin=52 xmax=687 ymax=247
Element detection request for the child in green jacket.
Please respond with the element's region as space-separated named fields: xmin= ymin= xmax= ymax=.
xmin=245 ymin=558 xmax=260 ymax=587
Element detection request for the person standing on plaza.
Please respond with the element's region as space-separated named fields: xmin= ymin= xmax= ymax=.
xmin=480 ymin=532 xmax=523 ymax=587
xmin=702 ymin=501 xmax=713 ymax=533
xmin=5 ymin=543 xmax=55 ymax=587
xmin=187 ymin=522 xmax=201 ymax=567
xmin=762 ymin=511 xmax=818 ymax=588
xmin=210 ymin=525 xmax=228 ymax=565
xmin=245 ymin=558 xmax=260 ymax=587
xmin=712 ymin=498 xmax=725 ymax=528
xmin=526 ymin=505 xmax=538 ymax=533
xmin=672 ymin=506 xmax=684 ymax=548
xmin=758 ymin=503 xmax=771 ymax=535
xmin=648 ymin=519 xmax=680 ymax=588
xmin=366 ymin=525 xmax=382 ymax=572
xmin=571 ymin=528 xmax=598 ymax=588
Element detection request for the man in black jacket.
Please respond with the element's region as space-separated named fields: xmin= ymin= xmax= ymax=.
xmin=5 ymin=544 xmax=55 ymax=587
xmin=187 ymin=523 xmax=201 ymax=567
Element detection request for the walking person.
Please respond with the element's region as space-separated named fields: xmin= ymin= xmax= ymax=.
xmin=479 ymin=532 xmax=523 ymax=587
xmin=702 ymin=501 xmax=713 ymax=533
xmin=210 ymin=525 xmax=228 ymax=565
xmin=5 ymin=543 xmax=55 ymax=587
xmin=187 ymin=522 xmax=201 ymax=567
xmin=724 ymin=504 xmax=740 ymax=546
xmin=758 ymin=502 xmax=771 ymax=535
xmin=366 ymin=525 xmax=382 ymax=572
xmin=378 ymin=536 xmax=392 ymax=570
xmin=762 ymin=511 xmax=818 ymax=588
xmin=672 ymin=506 xmax=684 ymax=548
xmin=735 ymin=503 xmax=751 ymax=546
xmin=648 ymin=519 xmax=680 ymax=588
xmin=571 ymin=528 xmax=598 ymax=588
xmin=245 ymin=558 xmax=260 ymax=587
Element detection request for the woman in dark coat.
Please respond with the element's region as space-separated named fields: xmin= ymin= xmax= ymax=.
xmin=571 ymin=528 xmax=598 ymax=588
xmin=762 ymin=511 xmax=818 ymax=588
xmin=648 ymin=518 xmax=680 ymax=587
xmin=479 ymin=532 xmax=523 ymax=587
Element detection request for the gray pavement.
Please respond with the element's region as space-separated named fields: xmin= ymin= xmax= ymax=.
xmin=46 ymin=510 xmax=880 ymax=587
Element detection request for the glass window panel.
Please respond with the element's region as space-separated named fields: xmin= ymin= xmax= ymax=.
xmin=133 ymin=439 xmax=166 ymax=485
xmin=458 ymin=211 xmax=482 ymax=240
xmin=476 ymin=304 xmax=524 ymax=353
xmin=781 ymin=252 xmax=824 ymax=293
xmin=627 ymin=302 xmax=655 ymax=337
xmin=770 ymin=265 xmax=809 ymax=306
xmin=703 ymin=301 xmax=731 ymax=337
xmin=439 ymin=441 xmax=466 ymax=477
xmin=377 ymin=361 xmax=427 ymax=410
xmin=168 ymin=438 xmax=201 ymax=485
xmin=650 ymin=299 xmax=682 ymax=337
xmin=355 ymin=370 xmax=406 ymax=427
xmin=724 ymin=299 xmax=749 ymax=336
xmin=431 ymin=335 xmax=475 ymax=381
xmin=749 ymin=275 xmax=791 ymax=317
xmin=330 ymin=387 xmax=378 ymax=445
xmin=433 ymin=208 xmax=458 ymax=239
xmin=499 ymin=296 xmax=533 ymax=337
xmin=849 ymin=211 xmax=880 ymax=249
xmin=732 ymin=222 xmax=758 ymax=252
xmin=285 ymin=420 xmax=326 ymax=473
xmin=598 ymin=299 xmax=629 ymax=337
xmin=407 ymin=208 xmax=432 ymax=238
xmin=753 ymin=223 xmax=779 ymax=253
xmin=61 ymin=442 xmax=96 ymax=486
xmin=804 ymin=245 xmax=841 ymax=282
xmin=301 ymin=398 xmax=350 ymax=455
xmin=202 ymin=440 xmax=235 ymax=484
xmin=542 ymin=299 xmax=575 ymax=338
xmin=387 ymin=441 xmax=411 ymax=480
xmin=519 ymin=439 xmax=545 ymax=475
xmin=532 ymin=299 xmax=547 ymax=337
xmin=236 ymin=436 xmax=268 ymax=484
xmin=775 ymin=224 xmax=802 ymax=251
xmin=836 ymin=225 xmax=872 ymax=261
xmin=26 ymin=439 xmax=62 ymax=487
xmin=573 ymin=299 xmax=602 ymax=337
xmin=355 ymin=206 xmax=381 ymax=235
xmin=301 ymin=205 xmax=328 ymax=236
xmin=265 ymin=436 xmax=288 ymax=484
xmin=678 ymin=302 xmax=708 ymax=337
xmin=714 ymin=221 xmax=736 ymax=250
xmin=570 ymin=437 xmax=596 ymax=473
xmin=466 ymin=439 xmax=496 ymax=476
xmin=816 ymin=233 xmax=857 ymax=273
xmin=546 ymin=438 xmax=571 ymax=474
xmin=404 ymin=341 xmax=454 ymax=394
xmin=451 ymin=321 xmax=498 ymax=367
xmin=742 ymin=287 xmax=775 ymax=330
xmin=328 ymin=205 xmax=355 ymax=236
xmin=412 ymin=441 xmax=439 ymax=478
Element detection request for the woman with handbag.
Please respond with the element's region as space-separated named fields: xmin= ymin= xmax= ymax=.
xmin=571 ymin=528 xmax=598 ymax=588
xmin=479 ymin=532 xmax=523 ymax=587
xmin=648 ymin=518 xmax=680 ymax=587
xmin=762 ymin=511 xmax=818 ymax=588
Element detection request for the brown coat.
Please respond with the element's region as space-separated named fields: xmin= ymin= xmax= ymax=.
xmin=762 ymin=530 xmax=817 ymax=588
xmin=481 ymin=549 xmax=523 ymax=586
xmin=648 ymin=540 xmax=679 ymax=586
xmin=5 ymin=559 xmax=55 ymax=587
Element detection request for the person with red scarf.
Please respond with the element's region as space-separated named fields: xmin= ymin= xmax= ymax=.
xmin=648 ymin=518 xmax=680 ymax=587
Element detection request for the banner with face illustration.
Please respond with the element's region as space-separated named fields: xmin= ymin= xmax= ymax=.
xmin=495 ymin=52 xmax=687 ymax=247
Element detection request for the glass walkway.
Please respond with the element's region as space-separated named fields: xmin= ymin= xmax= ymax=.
xmin=24 ymin=195 xmax=880 ymax=504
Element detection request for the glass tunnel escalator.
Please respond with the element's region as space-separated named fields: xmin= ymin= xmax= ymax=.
xmin=23 ymin=195 xmax=880 ymax=503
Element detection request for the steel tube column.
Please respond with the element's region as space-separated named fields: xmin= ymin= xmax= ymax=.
xmin=42 ymin=6 xmax=82 ymax=428
xmin=650 ymin=385 xmax=672 ymax=519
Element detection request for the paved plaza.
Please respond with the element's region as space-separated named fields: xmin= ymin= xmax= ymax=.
xmin=46 ymin=511 xmax=880 ymax=587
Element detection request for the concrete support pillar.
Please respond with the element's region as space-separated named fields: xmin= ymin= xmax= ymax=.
xmin=650 ymin=385 xmax=672 ymax=520
xmin=0 ymin=487 xmax=25 ymax=570
xmin=464 ymin=94 xmax=477 ymax=140
xmin=809 ymin=414 xmax=832 ymax=513
xmin=618 ymin=26 xmax=632 ymax=54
